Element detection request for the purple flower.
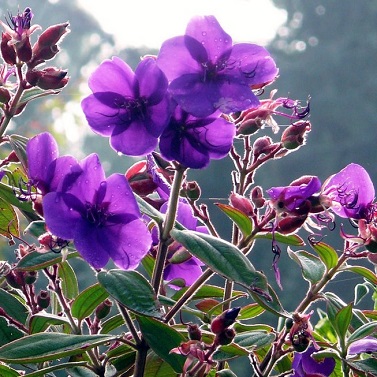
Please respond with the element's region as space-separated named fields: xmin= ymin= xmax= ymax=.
xmin=159 ymin=104 xmax=236 ymax=169
xmin=322 ymin=163 xmax=375 ymax=220
xmin=26 ymin=132 xmax=77 ymax=195
xmin=267 ymin=175 xmax=322 ymax=213
xmin=43 ymin=153 xmax=152 ymax=270
xmin=157 ymin=15 xmax=278 ymax=117
xmin=348 ymin=336 xmax=377 ymax=356
xmin=81 ymin=56 xmax=171 ymax=156
xmin=291 ymin=346 xmax=335 ymax=377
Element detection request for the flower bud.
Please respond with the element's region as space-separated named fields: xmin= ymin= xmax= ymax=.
xmin=1 ymin=33 xmax=17 ymax=65
xmin=184 ymin=181 xmax=201 ymax=201
xmin=37 ymin=290 xmax=50 ymax=309
xmin=125 ymin=161 xmax=157 ymax=196
xmin=24 ymin=270 xmax=38 ymax=285
xmin=16 ymin=37 xmax=32 ymax=63
xmin=26 ymin=67 xmax=69 ymax=90
xmin=30 ymin=22 xmax=69 ymax=67
xmin=188 ymin=323 xmax=202 ymax=341
xmin=6 ymin=270 xmax=24 ymax=289
xmin=210 ymin=307 xmax=240 ymax=335
xmin=95 ymin=299 xmax=113 ymax=319
xmin=230 ymin=192 xmax=254 ymax=216
xmin=277 ymin=214 xmax=307 ymax=234
xmin=281 ymin=120 xmax=311 ymax=150
xmin=253 ymin=136 xmax=277 ymax=158
xmin=251 ymin=186 xmax=265 ymax=208
xmin=0 ymin=88 xmax=11 ymax=104
xmin=215 ymin=328 xmax=236 ymax=345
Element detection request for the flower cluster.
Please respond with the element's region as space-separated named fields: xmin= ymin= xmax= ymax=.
xmin=81 ymin=15 xmax=278 ymax=169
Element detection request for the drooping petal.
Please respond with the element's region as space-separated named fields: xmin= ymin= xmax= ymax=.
xmin=348 ymin=337 xmax=377 ymax=355
xmin=27 ymin=132 xmax=58 ymax=187
xmin=323 ymin=163 xmax=375 ymax=219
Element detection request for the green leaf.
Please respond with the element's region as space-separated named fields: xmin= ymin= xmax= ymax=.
xmin=238 ymin=303 xmax=265 ymax=320
xmin=309 ymin=239 xmax=338 ymax=270
xmin=99 ymin=314 xmax=125 ymax=334
xmin=234 ymin=331 xmax=275 ymax=350
xmin=23 ymin=361 xmax=88 ymax=377
xmin=354 ymin=283 xmax=370 ymax=305
xmin=0 ymin=333 xmax=114 ymax=363
xmin=347 ymin=320 xmax=377 ymax=344
xmin=58 ymin=261 xmax=79 ymax=300
xmin=17 ymin=87 xmax=60 ymax=109
xmin=29 ymin=313 xmax=71 ymax=334
xmin=212 ymin=343 xmax=249 ymax=361
xmin=170 ymin=229 xmax=260 ymax=286
xmin=0 ymin=317 xmax=24 ymax=347
xmin=341 ymin=265 xmax=377 ymax=284
xmin=0 ymin=289 xmax=28 ymax=324
xmin=347 ymin=359 xmax=377 ymax=376
xmin=144 ymin=352 xmax=178 ymax=377
xmin=287 ymin=248 xmax=326 ymax=284
xmin=0 ymin=364 xmax=21 ymax=377
xmin=8 ymin=134 xmax=28 ymax=170
xmin=24 ymin=220 xmax=46 ymax=238
xmin=334 ymin=303 xmax=353 ymax=340
xmin=16 ymin=250 xmax=78 ymax=271
xmin=216 ymin=369 xmax=238 ymax=377
xmin=135 ymin=194 xmax=165 ymax=224
xmin=71 ymin=283 xmax=109 ymax=320
xmin=255 ymin=231 xmax=305 ymax=246
xmin=172 ymin=284 xmax=244 ymax=301
xmin=137 ymin=316 xmax=185 ymax=373
xmin=216 ymin=203 xmax=252 ymax=237
xmin=98 ymin=270 xmax=163 ymax=318
xmin=0 ymin=196 xmax=19 ymax=240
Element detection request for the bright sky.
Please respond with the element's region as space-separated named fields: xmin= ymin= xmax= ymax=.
xmin=77 ymin=0 xmax=287 ymax=49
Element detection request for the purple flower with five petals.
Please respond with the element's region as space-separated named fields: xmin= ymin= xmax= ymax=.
xmin=81 ymin=56 xmax=170 ymax=156
xmin=291 ymin=346 xmax=335 ymax=377
xmin=43 ymin=153 xmax=152 ymax=270
xmin=156 ymin=15 xmax=278 ymax=117
xmin=26 ymin=132 xmax=77 ymax=196
xmin=159 ymin=104 xmax=236 ymax=169
xmin=322 ymin=163 xmax=375 ymax=220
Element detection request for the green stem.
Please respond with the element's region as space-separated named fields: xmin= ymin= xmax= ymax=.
xmin=151 ymin=164 xmax=186 ymax=294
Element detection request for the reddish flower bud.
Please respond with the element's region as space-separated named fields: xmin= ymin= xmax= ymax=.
xmin=95 ymin=299 xmax=113 ymax=319
xmin=16 ymin=36 xmax=32 ymax=63
xmin=37 ymin=290 xmax=50 ymax=309
xmin=251 ymin=186 xmax=265 ymax=208
xmin=215 ymin=328 xmax=236 ymax=346
xmin=0 ymin=88 xmax=11 ymax=104
xmin=253 ymin=136 xmax=277 ymax=158
xmin=29 ymin=22 xmax=69 ymax=67
xmin=125 ymin=161 xmax=157 ymax=196
xmin=24 ymin=270 xmax=38 ymax=285
xmin=1 ymin=33 xmax=17 ymax=65
xmin=26 ymin=67 xmax=69 ymax=90
xmin=277 ymin=214 xmax=308 ymax=234
xmin=230 ymin=192 xmax=254 ymax=216
xmin=184 ymin=181 xmax=201 ymax=201
xmin=188 ymin=323 xmax=202 ymax=341
xmin=210 ymin=307 xmax=240 ymax=334
xmin=281 ymin=120 xmax=311 ymax=150
xmin=6 ymin=270 xmax=24 ymax=289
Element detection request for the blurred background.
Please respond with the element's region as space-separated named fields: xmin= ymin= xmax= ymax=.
xmin=1 ymin=0 xmax=377 ymax=374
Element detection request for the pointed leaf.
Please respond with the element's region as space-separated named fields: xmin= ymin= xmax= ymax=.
xmin=144 ymin=352 xmax=177 ymax=377
xmin=216 ymin=203 xmax=252 ymax=237
xmin=212 ymin=342 xmax=249 ymax=361
xmin=137 ymin=316 xmax=185 ymax=373
xmin=0 ymin=197 xmax=19 ymax=239
xmin=98 ymin=270 xmax=163 ymax=318
xmin=9 ymin=134 xmax=28 ymax=170
xmin=99 ymin=314 xmax=125 ymax=334
xmin=255 ymin=232 xmax=305 ymax=246
xmin=23 ymin=361 xmax=88 ymax=377
xmin=234 ymin=331 xmax=275 ymax=350
xmin=0 ymin=364 xmax=21 ymax=377
xmin=341 ymin=265 xmax=377 ymax=284
xmin=287 ymin=248 xmax=326 ymax=284
xmin=58 ymin=261 xmax=79 ymax=300
xmin=238 ymin=303 xmax=265 ymax=320
xmin=347 ymin=359 xmax=377 ymax=376
xmin=24 ymin=220 xmax=46 ymax=238
xmin=135 ymin=194 xmax=164 ymax=224
xmin=309 ymin=239 xmax=338 ymax=270
xmin=0 ymin=289 xmax=28 ymax=325
xmin=354 ymin=283 xmax=369 ymax=305
xmin=17 ymin=87 xmax=60 ymax=109
xmin=334 ymin=303 xmax=353 ymax=340
xmin=16 ymin=250 xmax=78 ymax=271
xmin=29 ymin=313 xmax=71 ymax=334
xmin=0 ymin=333 xmax=114 ymax=363
xmin=71 ymin=283 xmax=108 ymax=320
xmin=347 ymin=320 xmax=377 ymax=343
xmin=0 ymin=317 xmax=24 ymax=347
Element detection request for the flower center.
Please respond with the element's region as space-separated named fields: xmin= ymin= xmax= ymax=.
xmin=115 ymin=96 xmax=148 ymax=122
xmin=85 ymin=202 xmax=110 ymax=227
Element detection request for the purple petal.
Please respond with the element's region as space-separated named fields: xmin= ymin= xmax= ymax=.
xmin=27 ymin=132 xmax=58 ymax=185
xmin=88 ymin=56 xmax=134 ymax=96
xmin=185 ymin=15 xmax=232 ymax=62
xmin=348 ymin=337 xmax=377 ymax=355
xmin=43 ymin=192 xmax=82 ymax=240
xmin=49 ymin=156 xmax=78 ymax=192
xmin=164 ymin=257 xmax=203 ymax=289
xmin=323 ymin=163 xmax=375 ymax=219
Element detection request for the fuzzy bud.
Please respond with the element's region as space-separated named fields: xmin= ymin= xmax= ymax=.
xmin=215 ymin=328 xmax=236 ymax=346
xmin=37 ymin=290 xmax=50 ymax=309
xmin=24 ymin=271 xmax=38 ymax=285
xmin=251 ymin=186 xmax=265 ymax=208
xmin=125 ymin=161 xmax=157 ymax=196
xmin=253 ymin=136 xmax=277 ymax=158
xmin=210 ymin=307 xmax=240 ymax=335
xmin=188 ymin=323 xmax=202 ymax=341
xmin=95 ymin=299 xmax=113 ymax=319
xmin=230 ymin=192 xmax=254 ymax=216
xmin=16 ymin=37 xmax=32 ymax=63
xmin=6 ymin=270 xmax=24 ymax=289
xmin=0 ymin=88 xmax=11 ymax=104
xmin=26 ymin=67 xmax=69 ymax=90
xmin=1 ymin=33 xmax=17 ymax=65
xmin=281 ymin=120 xmax=311 ymax=150
xmin=184 ymin=181 xmax=201 ymax=201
